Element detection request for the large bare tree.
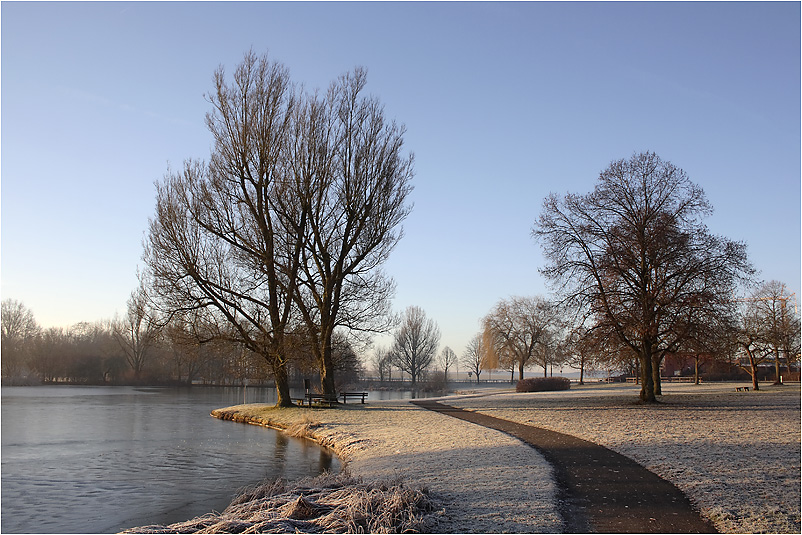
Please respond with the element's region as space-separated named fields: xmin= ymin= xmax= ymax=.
xmin=534 ymin=152 xmax=753 ymax=402
xmin=390 ymin=306 xmax=440 ymax=388
xmin=282 ymin=68 xmax=413 ymax=399
xmin=144 ymin=52 xmax=304 ymax=406
xmin=145 ymin=52 xmax=412 ymax=404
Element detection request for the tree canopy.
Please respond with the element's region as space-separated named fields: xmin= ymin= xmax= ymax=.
xmin=534 ymin=152 xmax=753 ymax=402
xmin=144 ymin=51 xmax=413 ymax=405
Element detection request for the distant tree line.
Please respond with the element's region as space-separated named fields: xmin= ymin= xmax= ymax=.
xmin=0 ymin=297 xmax=363 ymax=387
xmin=363 ymin=277 xmax=799 ymax=392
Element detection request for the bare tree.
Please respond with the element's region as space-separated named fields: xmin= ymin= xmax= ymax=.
xmin=563 ymin=322 xmax=599 ymax=385
xmin=113 ymin=284 xmax=159 ymax=380
xmin=282 ymin=68 xmax=414 ymax=399
xmin=751 ymin=281 xmax=799 ymax=384
xmin=737 ymin=303 xmax=775 ymax=390
xmin=534 ymin=152 xmax=753 ymax=402
xmin=370 ymin=346 xmax=392 ymax=382
xmin=390 ymin=306 xmax=440 ymax=388
xmin=482 ymin=296 xmax=559 ymax=380
xmin=144 ymin=51 xmax=305 ymax=406
xmin=462 ymin=334 xmax=489 ymax=384
xmin=1 ymin=299 xmax=40 ymax=380
xmin=737 ymin=281 xmax=801 ymax=389
xmin=438 ymin=346 xmax=457 ymax=381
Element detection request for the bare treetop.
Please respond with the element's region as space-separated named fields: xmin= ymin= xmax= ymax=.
xmin=534 ymin=152 xmax=754 ymax=402
xmin=144 ymin=50 xmax=413 ymax=404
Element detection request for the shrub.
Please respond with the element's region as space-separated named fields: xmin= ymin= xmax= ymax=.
xmin=516 ymin=377 xmax=571 ymax=392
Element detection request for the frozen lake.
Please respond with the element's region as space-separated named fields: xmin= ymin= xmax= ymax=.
xmin=1 ymin=386 xmax=340 ymax=533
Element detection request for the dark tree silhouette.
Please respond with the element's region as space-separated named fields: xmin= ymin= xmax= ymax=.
xmin=534 ymin=152 xmax=753 ymax=402
xmin=144 ymin=52 xmax=412 ymax=404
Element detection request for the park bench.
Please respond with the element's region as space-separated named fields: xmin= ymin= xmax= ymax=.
xmin=735 ymin=386 xmax=751 ymax=392
xmin=301 ymin=393 xmax=338 ymax=408
xmin=339 ymin=392 xmax=368 ymax=404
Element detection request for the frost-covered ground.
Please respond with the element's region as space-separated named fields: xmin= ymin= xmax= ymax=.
xmin=211 ymin=400 xmax=562 ymax=533
xmin=448 ymin=382 xmax=801 ymax=534
xmin=210 ymin=382 xmax=799 ymax=534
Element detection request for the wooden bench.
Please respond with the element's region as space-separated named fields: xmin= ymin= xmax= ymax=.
xmin=735 ymin=386 xmax=751 ymax=392
xmin=340 ymin=392 xmax=368 ymax=404
xmin=303 ymin=393 xmax=338 ymax=408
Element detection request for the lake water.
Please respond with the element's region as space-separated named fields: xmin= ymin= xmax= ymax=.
xmin=1 ymin=386 xmax=341 ymax=534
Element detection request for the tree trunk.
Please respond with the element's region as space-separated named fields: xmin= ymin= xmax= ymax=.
xmin=652 ymin=354 xmax=663 ymax=396
xmin=271 ymin=355 xmax=294 ymax=408
xmin=320 ymin=343 xmax=337 ymax=400
xmin=518 ymin=361 xmax=525 ymax=381
xmin=694 ymin=357 xmax=700 ymax=385
xmin=639 ymin=350 xmax=656 ymax=403
xmin=750 ymin=358 xmax=760 ymax=391
xmin=774 ymin=352 xmax=782 ymax=385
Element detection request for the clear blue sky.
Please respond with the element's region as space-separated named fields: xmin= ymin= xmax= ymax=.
xmin=2 ymin=1 xmax=800 ymax=361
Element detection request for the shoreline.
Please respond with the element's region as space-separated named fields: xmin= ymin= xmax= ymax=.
xmin=210 ymin=405 xmax=355 ymax=463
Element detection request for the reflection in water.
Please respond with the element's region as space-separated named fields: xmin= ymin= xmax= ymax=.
xmin=1 ymin=386 xmax=340 ymax=534
xmin=274 ymin=431 xmax=288 ymax=465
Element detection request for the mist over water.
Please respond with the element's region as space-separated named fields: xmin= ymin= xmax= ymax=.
xmin=1 ymin=386 xmax=340 ymax=534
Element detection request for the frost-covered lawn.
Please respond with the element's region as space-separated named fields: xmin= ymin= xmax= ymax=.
xmin=449 ymin=382 xmax=801 ymax=534
xmin=213 ymin=382 xmax=799 ymax=534
xmin=212 ymin=400 xmax=562 ymax=533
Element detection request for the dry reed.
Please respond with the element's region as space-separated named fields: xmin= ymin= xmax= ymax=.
xmin=122 ymin=472 xmax=442 ymax=534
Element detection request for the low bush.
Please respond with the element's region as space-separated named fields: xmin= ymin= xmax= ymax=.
xmin=516 ymin=377 xmax=571 ymax=392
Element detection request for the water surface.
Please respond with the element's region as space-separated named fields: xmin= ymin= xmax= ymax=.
xmin=1 ymin=386 xmax=339 ymax=533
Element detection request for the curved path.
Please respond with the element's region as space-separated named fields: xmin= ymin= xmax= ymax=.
xmin=411 ymin=400 xmax=716 ymax=534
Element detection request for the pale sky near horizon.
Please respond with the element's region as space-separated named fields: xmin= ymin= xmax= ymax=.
xmin=2 ymin=1 xmax=800 ymax=362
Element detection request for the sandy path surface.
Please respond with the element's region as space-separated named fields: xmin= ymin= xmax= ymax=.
xmin=213 ymin=400 xmax=562 ymax=533
xmin=448 ymin=382 xmax=801 ymax=534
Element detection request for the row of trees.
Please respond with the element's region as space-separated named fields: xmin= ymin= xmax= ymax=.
xmin=142 ymin=51 xmax=412 ymax=406
xmin=1 ymin=297 xmax=364 ymax=386
xmin=370 ymin=306 xmax=488 ymax=387
xmin=365 ymin=276 xmax=799 ymax=392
